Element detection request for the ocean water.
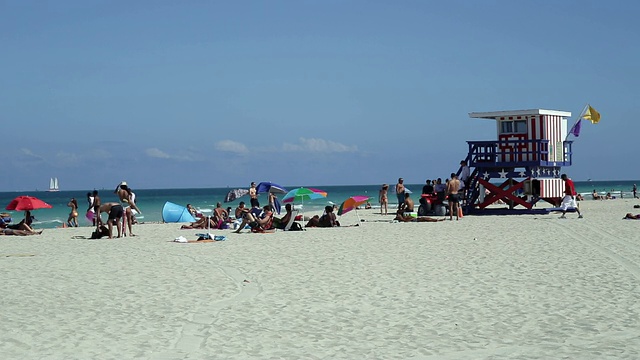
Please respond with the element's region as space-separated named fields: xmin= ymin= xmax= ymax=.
xmin=1 ymin=181 xmax=638 ymax=229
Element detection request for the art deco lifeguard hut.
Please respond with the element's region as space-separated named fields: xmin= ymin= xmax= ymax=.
xmin=461 ymin=109 xmax=573 ymax=215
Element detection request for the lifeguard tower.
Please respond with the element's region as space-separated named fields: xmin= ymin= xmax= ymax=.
xmin=461 ymin=109 xmax=573 ymax=215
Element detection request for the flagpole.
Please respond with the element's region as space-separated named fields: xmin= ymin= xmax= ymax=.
xmin=565 ymin=103 xmax=589 ymax=141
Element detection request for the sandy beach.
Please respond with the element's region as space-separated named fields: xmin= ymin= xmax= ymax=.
xmin=2 ymin=199 xmax=640 ymax=359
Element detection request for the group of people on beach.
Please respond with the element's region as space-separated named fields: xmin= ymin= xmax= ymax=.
xmin=0 ymin=210 xmax=43 ymax=236
xmin=81 ymin=182 xmax=142 ymax=238
xmin=378 ymin=161 xmax=471 ymax=222
xmin=181 ymin=199 xmax=303 ymax=233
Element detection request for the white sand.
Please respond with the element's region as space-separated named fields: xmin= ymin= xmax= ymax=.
xmin=2 ymin=199 xmax=640 ymax=359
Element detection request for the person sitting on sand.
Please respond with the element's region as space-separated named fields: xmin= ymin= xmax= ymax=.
xmin=234 ymin=205 xmax=274 ymax=233
xmin=396 ymin=193 xmax=415 ymax=217
xmin=305 ymin=206 xmax=340 ymax=228
xmin=592 ymin=190 xmax=603 ymax=200
xmin=186 ymin=204 xmax=200 ymax=218
xmin=0 ymin=219 xmax=42 ymax=235
xmin=273 ymin=203 xmax=294 ymax=230
xmin=1 ymin=217 xmax=35 ymax=233
xmin=394 ymin=214 xmax=445 ymax=222
xmin=319 ymin=205 xmax=340 ymax=227
xmin=212 ymin=202 xmax=228 ymax=227
xmin=623 ymin=213 xmax=640 ymax=220
xmin=180 ymin=216 xmax=218 ymax=230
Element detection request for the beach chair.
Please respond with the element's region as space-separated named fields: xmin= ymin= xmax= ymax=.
xmin=283 ymin=210 xmax=300 ymax=231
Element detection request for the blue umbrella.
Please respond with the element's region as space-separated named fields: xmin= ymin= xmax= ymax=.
xmin=256 ymin=182 xmax=287 ymax=194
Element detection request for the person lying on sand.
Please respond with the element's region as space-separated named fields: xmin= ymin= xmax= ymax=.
xmin=1 ymin=228 xmax=43 ymax=236
xmin=394 ymin=214 xmax=445 ymax=222
xmin=623 ymin=213 xmax=640 ymax=220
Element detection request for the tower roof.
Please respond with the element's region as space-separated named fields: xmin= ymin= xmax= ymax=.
xmin=469 ymin=109 xmax=571 ymax=120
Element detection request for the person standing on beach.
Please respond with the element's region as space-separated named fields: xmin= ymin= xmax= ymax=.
xmin=446 ymin=173 xmax=461 ymax=221
xmin=634 ymin=184 xmax=638 ymax=199
xmin=459 ymin=160 xmax=470 ymax=203
xmin=99 ymin=202 xmax=124 ymax=238
xmin=379 ymin=184 xmax=389 ymax=215
xmin=559 ymin=174 xmax=583 ymax=219
xmin=249 ymin=182 xmax=259 ymax=208
xmin=115 ymin=182 xmax=141 ymax=236
xmin=86 ymin=192 xmax=96 ymax=226
xmin=92 ymin=190 xmax=102 ymax=228
xmin=395 ymin=178 xmax=405 ymax=209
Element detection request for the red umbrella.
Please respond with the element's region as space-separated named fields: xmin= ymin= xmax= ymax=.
xmin=6 ymin=196 xmax=53 ymax=211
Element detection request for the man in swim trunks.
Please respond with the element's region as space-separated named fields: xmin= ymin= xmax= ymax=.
xmin=99 ymin=202 xmax=124 ymax=238
xmin=396 ymin=192 xmax=414 ymax=218
xmin=249 ymin=182 xmax=259 ymax=208
xmin=395 ymin=178 xmax=405 ymax=209
xmin=446 ymin=173 xmax=461 ymax=221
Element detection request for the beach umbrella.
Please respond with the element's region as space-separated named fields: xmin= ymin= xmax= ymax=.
xmin=224 ymin=188 xmax=249 ymax=203
xmin=256 ymin=182 xmax=287 ymax=194
xmin=282 ymin=187 xmax=328 ymax=204
xmin=6 ymin=196 xmax=53 ymax=211
xmin=337 ymin=196 xmax=371 ymax=216
xmin=337 ymin=195 xmax=372 ymax=223
xmin=273 ymin=197 xmax=282 ymax=214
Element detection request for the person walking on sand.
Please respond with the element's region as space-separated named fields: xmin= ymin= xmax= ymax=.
xmin=67 ymin=198 xmax=79 ymax=227
xmin=559 ymin=174 xmax=583 ymax=219
xmin=446 ymin=173 xmax=461 ymax=221
xmin=395 ymin=178 xmax=405 ymax=209
xmin=379 ymin=184 xmax=389 ymax=215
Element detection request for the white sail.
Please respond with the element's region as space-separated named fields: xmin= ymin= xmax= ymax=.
xmin=48 ymin=177 xmax=59 ymax=192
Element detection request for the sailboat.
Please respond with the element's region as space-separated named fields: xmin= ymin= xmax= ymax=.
xmin=48 ymin=177 xmax=60 ymax=192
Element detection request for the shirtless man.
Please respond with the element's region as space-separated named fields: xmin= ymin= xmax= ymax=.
xmin=249 ymin=182 xmax=259 ymax=208
xmin=446 ymin=173 xmax=461 ymax=221
xmin=395 ymin=178 xmax=405 ymax=209
xmin=213 ymin=202 xmax=229 ymax=227
xmin=396 ymin=192 xmax=414 ymax=217
xmin=99 ymin=202 xmax=124 ymax=238
xmin=115 ymin=182 xmax=141 ymax=236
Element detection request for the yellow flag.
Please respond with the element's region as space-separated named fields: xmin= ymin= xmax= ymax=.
xmin=582 ymin=105 xmax=601 ymax=124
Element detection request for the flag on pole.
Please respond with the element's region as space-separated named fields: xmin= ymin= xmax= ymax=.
xmin=569 ymin=119 xmax=582 ymax=137
xmin=582 ymin=105 xmax=601 ymax=124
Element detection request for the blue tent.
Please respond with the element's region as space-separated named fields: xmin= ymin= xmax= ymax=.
xmin=162 ymin=201 xmax=196 ymax=223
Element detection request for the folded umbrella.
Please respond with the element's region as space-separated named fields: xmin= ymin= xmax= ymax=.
xmin=256 ymin=182 xmax=287 ymax=194
xmin=224 ymin=188 xmax=249 ymax=203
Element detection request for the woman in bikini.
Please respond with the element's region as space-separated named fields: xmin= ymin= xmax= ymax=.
xmin=379 ymin=184 xmax=389 ymax=215
xmin=67 ymin=198 xmax=79 ymax=227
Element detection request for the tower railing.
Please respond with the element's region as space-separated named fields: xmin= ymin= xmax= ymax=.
xmin=466 ymin=140 xmax=573 ymax=168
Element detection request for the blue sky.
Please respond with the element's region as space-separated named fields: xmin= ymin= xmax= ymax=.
xmin=1 ymin=0 xmax=638 ymax=191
